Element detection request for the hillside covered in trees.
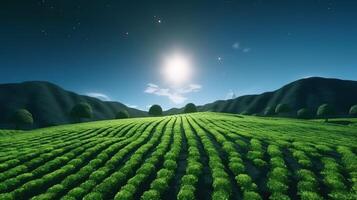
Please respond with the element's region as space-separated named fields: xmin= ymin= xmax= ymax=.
xmin=165 ymin=77 xmax=357 ymax=117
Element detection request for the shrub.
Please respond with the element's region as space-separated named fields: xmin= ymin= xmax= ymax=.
xmin=148 ymin=105 xmax=163 ymax=116
xmin=264 ymin=106 xmax=275 ymax=116
xmin=184 ymin=103 xmax=197 ymax=113
xmin=275 ymin=104 xmax=290 ymax=114
xmin=116 ymin=110 xmax=129 ymax=119
xmin=243 ymin=191 xmax=262 ymax=200
xmin=297 ymin=108 xmax=311 ymax=119
xmin=349 ymin=105 xmax=357 ymax=117
xmin=150 ymin=178 xmax=168 ymax=192
xmin=269 ymin=193 xmax=290 ymax=200
xmin=141 ymin=189 xmax=160 ymax=200
xmin=212 ymin=177 xmax=231 ymax=192
xmin=299 ymin=191 xmax=323 ymax=200
xmin=181 ymin=175 xmax=198 ymax=185
xmin=163 ymin=159 xmax=177 ymax=170
xmin=70 ymin=102 xmax=92 ymax=122
xmin=229 ymin=162 xmax=245 ymax=174
xmin=212 ymin=190 xmax=230 ymax=200
xmin=267 ymin=179 xmax=288 ymax=192
xmin=253 ymin=159 xmax=267 ymax=167
xmin=177 ymin=185 xmax=195 ymax=200
xmin=240 ymin=110 xmax=251 ymax=115
xmin=317 ymin=104 xmax=334 ymax=122
xmin=236 ymin=174 xmax=253 ymax=190
xmin=11 ymin=109 xmax=33 ymax=129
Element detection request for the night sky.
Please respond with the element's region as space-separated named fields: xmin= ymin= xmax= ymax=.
xmin=1 ymin=0 xmax=356 ymax=110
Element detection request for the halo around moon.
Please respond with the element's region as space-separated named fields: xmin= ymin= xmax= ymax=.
xmin=161 ymin=53 xmax=193 ymax=86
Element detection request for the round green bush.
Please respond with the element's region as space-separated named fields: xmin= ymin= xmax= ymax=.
xmin=148 ymin=105 xmax=163 ymax=116
xmin=317 ymin=104 xmax=334 ymax=122
xmin=297 ymin=108 xmax=311 ymax=119
xmin=263 ymin=106 xmax=275 ymax=116
xmin=116 ymin=110 xmax=129 ymax=119
xmin=349 ymin=105 xmax=357 ymax=116
xmin=141 ymin=189 xmax=160 ymax=200
xmin=70 ymin=102 xmax=92 ymax=121
xmin=275 ymin=104 xmax=290 ymax=114
xmin=184 ymin=103 xmax=197 ymax=113
xmin=11 ymin=109 xmax=33 ymax=129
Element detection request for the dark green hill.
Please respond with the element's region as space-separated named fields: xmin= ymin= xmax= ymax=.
xmin=0 ymin=81 xmax=147 ymax=128
xmin=165 ymin=77 xmax=357 ymax=116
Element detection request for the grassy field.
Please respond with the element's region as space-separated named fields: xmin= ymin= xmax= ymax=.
xmin=0 ymin=112 xmax=356 ymax=200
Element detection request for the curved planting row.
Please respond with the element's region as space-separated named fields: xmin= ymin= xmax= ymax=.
xmin=0 ymin=113 xmax=356 ymax=199
xmin=60 ymin=120 xmax=164 ymax=200
xmin=113 ymin=117 xmax=177 ymax=200
xmin=139 ymin=117 xmax=182 ymax=199
xmin=30 ymin=122 xmax=153 ymax=200
xmin=195 ymin=117 xmax=261 ymax=200
xmin=0 ymin=125 xmax=125 ymax=182
xmin=187 ymin=116 xmax=232 ymax=200
xmin=80 ymin=118 xmax=170 ymax=200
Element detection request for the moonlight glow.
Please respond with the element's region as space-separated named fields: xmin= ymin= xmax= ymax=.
xmin=162 ymin=53 xmax=192 ymax=85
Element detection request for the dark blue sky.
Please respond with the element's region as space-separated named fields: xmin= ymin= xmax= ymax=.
xmin=1 ymin=0 xmax=356 ymax=110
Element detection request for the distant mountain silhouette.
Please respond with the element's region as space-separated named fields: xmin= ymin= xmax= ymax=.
xmin=165 ymin=77 xmax=357 ymax=116
xmin=0 ymin=81 xmax=147 ymax=128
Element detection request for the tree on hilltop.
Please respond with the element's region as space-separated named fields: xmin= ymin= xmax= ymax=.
xmin=149 ymin=105 xmax=163 ymax=116
xmin=70 ymin=102 xmax=92 ymax=122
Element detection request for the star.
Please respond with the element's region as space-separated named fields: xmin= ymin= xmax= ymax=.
xmin=158 ymin=19 xmax=162 ymax=23
xmin=41 ymin=29 xmax=48 ymax=36
xmin=218 ymin=57 xmax=222 ymax=61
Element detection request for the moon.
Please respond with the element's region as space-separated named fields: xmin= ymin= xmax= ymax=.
xmin=161 ymin=53 xmax=192 ymax=86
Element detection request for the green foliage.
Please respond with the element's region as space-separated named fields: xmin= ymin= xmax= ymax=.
xmin=317 ymin=104 xmax=334 ymax=122
xmin=70 ymin=102 xmax=92 ymax=121
xmin=1 ymin=112 xmax=356 ymax=199
xmin=349 ymin=105 xmax=357 ymax=116
xmin=240 ymin=110 xmax=251 ymax=115
xmin=184 ymin=103 xmax=197 ymax=113
xmin=11 ymin=109 xmax=34 ymax=129
xmin=148 ymin=104 xmax=163 ymax=116
xmin=297 ymin=108 xmax=311 ymax=119
xmin=263 ymin=106 xmax=275 ymax=116
xmin=116 ymin=110 xmax=129 ymax=119
xmin=275 ymin=103 xmax=290 ymax=114
xmin=141 ymin=189 xmax=160 ymax=200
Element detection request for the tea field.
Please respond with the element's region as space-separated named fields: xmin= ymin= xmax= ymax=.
xmin=0 ymin=113 xmax=356 ymax=200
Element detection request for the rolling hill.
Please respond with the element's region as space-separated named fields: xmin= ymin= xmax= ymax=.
xmin=165 ymin=77 xmax=357 ymax=116
xmin=0 ymin=81 xmax=146 ymax=128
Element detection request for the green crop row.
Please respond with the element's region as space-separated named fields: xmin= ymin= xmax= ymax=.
xmin=291 ymin=149 xmax=311 ymax=168
xmin=337 ymin=146 xmax=357 ymax=195
xmin=61 ymin=120 xmax=162 ymax=200
xmin=0 ymin=137 xmax=109 ymax=199
xmin=203 ymin=118 xmax=249 ymax=150
xmin=196 ymin=118 xmax=262 ymax=200
xmin=177 ymin=117 xmax=203 ymax=200
xmin=0 ymin=136 xmax=104 ymax=193
xmin=80 ymin=118 xmax=170 ymax=200
xmin=266 ymin=145 xmax=289 ymax=200
xmin=0 ymin=128 xmax=99 ymax=172
xmin=0 ymin=127 xmax=121 ymax=183
xmin=30 ymin=122 xmax=146 ymax=200
xmin=113 ymin=117 xmax=176 ymax=200
xmin=321 ymin=157 xmax=353 ymax=199
xmin=247 ymin=139 xmax=267 ymax=168
xmin=296 ymin=169 xmax=323 ymax=200
xmin=187 ymin=117 xmax=231 ymax=200
xmin=140 ymin=117 xmax=182 ymax=199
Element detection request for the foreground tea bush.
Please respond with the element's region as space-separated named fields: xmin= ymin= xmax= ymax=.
xmin=0 ymin=112 xmax=356 ymax=199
